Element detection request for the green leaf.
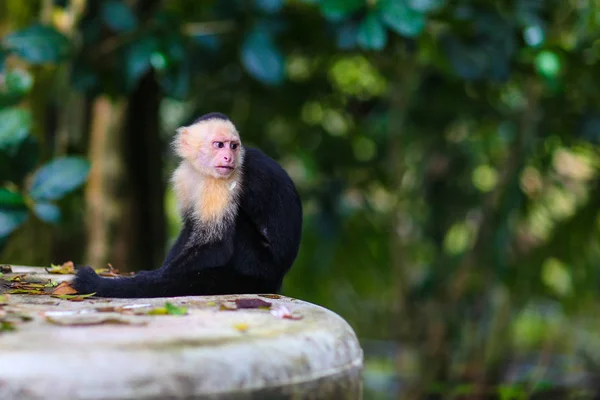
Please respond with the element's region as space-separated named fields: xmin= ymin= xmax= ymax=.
xmin=1 ymin=24 xmax=70 ymax=64
xmin=241 ymin=29 xmax=285 ymax=85
xmin=0 ymin=188 xmax=26 ymax=209
xmin=0 ymin=135 xmax=39 ymax=183
xmin=536 ymin=50 xmax=560 ymax=79
xmin=0 ymin=69 xmax=34 ymax=108
xmin=320 ymin=0 xmax=364 ymax=20
xmin=102 ymin=0 xmax=138 ymax=32
xmin=70 ymin=60 xmax=99 ymax=92
xmin=33 ymin=202 xmax=61 ymax=224
xmin=123 ymin=36 xmax=159 ymax=92
xmin=255 ymin=0 xmax=284 ymax=13
xmin=407 ymin=0 xmax=445 ymax=12
xmin=336 ymin=22 xmax=358 ymax=49
xmin=0 ymin=209 xmax=27 ymax=238
xmin=29 ymin=157 xmax=91 ymax=201
xmin=165 ymin=302 xmax=188 ymax=315
xmin=0 ymin=50 xmax=6 ymax=72
xmin=1 ymin=321 xmax=16 ymax=332
xmin=0 ymin=107 xmax=32 ymax=151
xmin=357 ymin=13 xmax=387 ymax=50
xmin=442 ymin=35 xmax=487 ymax=80
xmin=379 ymin=0 xmax=426 ymax=38
xmin=160 ymin=62 xmax=190 ymax=100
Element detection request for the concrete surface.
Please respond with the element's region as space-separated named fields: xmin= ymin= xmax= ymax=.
xmin=0 ymin=266 xmax=363 ymax=399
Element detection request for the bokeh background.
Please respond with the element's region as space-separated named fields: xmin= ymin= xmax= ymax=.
xmin=2 ymin=0 xmax=600 ymax=398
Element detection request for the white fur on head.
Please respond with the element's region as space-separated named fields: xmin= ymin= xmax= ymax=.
xmin=170 ymin=116 xmax=244 ymax=243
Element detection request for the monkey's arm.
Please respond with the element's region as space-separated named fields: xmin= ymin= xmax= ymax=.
xmin=71 ymin=267 xmax=168 ymax=298
xmin=71 ymin=226 xmax=236 ymax=298
xmin=237 ymin=149 xmax=303 ymax=275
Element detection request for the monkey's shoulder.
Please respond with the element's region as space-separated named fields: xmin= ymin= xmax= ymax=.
xmin=241 ymin=147 xmax=296 ymax=188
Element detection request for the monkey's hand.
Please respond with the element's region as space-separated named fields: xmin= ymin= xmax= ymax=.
xmin=71 ymin=266 xmax=102 ymax=295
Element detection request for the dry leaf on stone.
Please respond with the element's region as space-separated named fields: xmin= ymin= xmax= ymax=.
xmin=259 ymin=294 xmax=282 ymax=299
xmin=1 ymin=308 xmax=34 ymax=333
xmin=235 ymin=298 xmax=272 ymax=309
xmin=95 ymin=263 xmax=121 ymax=277
xmin=147 ymin=302 xmax=188 ymax=316
xmin=219 ymin=302 xmax=237 ymax=311
xmin=0 ymin=294 xmax=9 ymax=305
xmin=52 ymin=293 xmax=96 ymax=302
xmin=0 ymin=320 xmax=15 ymax=332
xmin=7 ymin=287 xmax=45 ymax=295
xmin=165 ymin=302 xmax=187 ymax=315
xmin=45 ymin=261 xmax=75 ymax=275
xmin=270 ymin=305 xmax=303 ymax=320
xmin=7 ymin=274 xmax=26 ymax=282
xmin=13 ymin=283 xmax=46 ymax=289
xmin=52 ymin=281 xmax=78 ymax=296
xmin=233 ymin=322 xmax=249 ymax=332
xmin=0 ymin=265 xmax=12 ymax=273
xmin=94 ymin=306 xmax=117 ymax=312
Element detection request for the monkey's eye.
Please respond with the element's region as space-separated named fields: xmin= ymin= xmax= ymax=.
xmin=231 ymin=143 xmax=238 ymax=150
xmin=213 ymin=142 xmax=225 ymax=149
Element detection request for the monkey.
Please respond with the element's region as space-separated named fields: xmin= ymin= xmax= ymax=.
xmin=71 ymin=112 xmax=303 ymax=298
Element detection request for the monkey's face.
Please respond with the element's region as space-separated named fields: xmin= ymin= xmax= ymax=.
xmin=207 ymin=135 xmax=240 ymax=178
xmin=176 ymin=119 xmax=242 ymax=179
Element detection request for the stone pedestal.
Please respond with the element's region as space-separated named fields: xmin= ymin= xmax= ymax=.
xmin=0 ymin=266 xmax=363 ymax=399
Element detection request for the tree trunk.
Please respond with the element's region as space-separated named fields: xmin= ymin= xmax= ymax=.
xmin=84 ymin=96 xmax=129 ymax=270
xmin=122 ymin=70 xmax=166 ymax=272
xmin=83 ymin=71 xmax=165 ymax=273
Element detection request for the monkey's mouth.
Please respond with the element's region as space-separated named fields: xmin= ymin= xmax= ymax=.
xmin=215 ymin=166 xmax=234 ymax=175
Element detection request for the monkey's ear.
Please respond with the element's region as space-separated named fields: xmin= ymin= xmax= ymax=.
xmin=174 ymin=127 xmax=193 ymax=158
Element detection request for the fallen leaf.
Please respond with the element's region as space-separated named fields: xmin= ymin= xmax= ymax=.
xmin=165 ymin=302 xmax=188 ymax=315
xmin=20 ymin=274 xmax=53 ymax=284
xmin=259 ymin=294 xmax=282 ymax=299
xmin=7 ymin=274 xmax=26 ymax=282
xmin=93 ymin=263 xmax=123 ymax=277
xmin=233 ymin=322 xmax=249 ymax=332
xmin=12 ymin=313 xmax=32 ymax=322
xmin=0 ymin=294 xmax=9 ymax=305
xmin=7 ymin=288 xmax=45 ymax=295
xmin=147 ymin=307 xmax=168 ymax=315
xmin=6 ymin=279 xmax=59 ymax=295
xmin=270 ymin=305 xmax=303 ymax=320
xmin=11 ymin=282 xmax=46 ymax=289
xmin=146 ymin=302 xmax=188 ymax=315
xmin=0 ymin=265 xmax=12 ymax=274
xmin=95 ymin=306 xmax=116 ymax=312
xmin=219 ymin=303 xmax=237 ymax=311
xmin=51 ymin=292 xmax=96 ymax=301
xmin=52 ymin=281 xmax=78 ymax=296
xmin=235 ymin=298 xmax=272 ymax=309
xmin=0 ymin=320 xmax=15 ymax=332
xmin=45 ymin=261 xmax=75 ymax=275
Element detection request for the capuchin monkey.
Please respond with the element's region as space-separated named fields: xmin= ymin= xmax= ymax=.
xmin=72 ymin=112 xmax=303 ymax=298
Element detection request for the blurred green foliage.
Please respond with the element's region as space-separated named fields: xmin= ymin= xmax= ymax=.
xmin=0 ymin=18 xmax=89 ymax=249
xmin=2 ymin=0 xmax=600 ymax=397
